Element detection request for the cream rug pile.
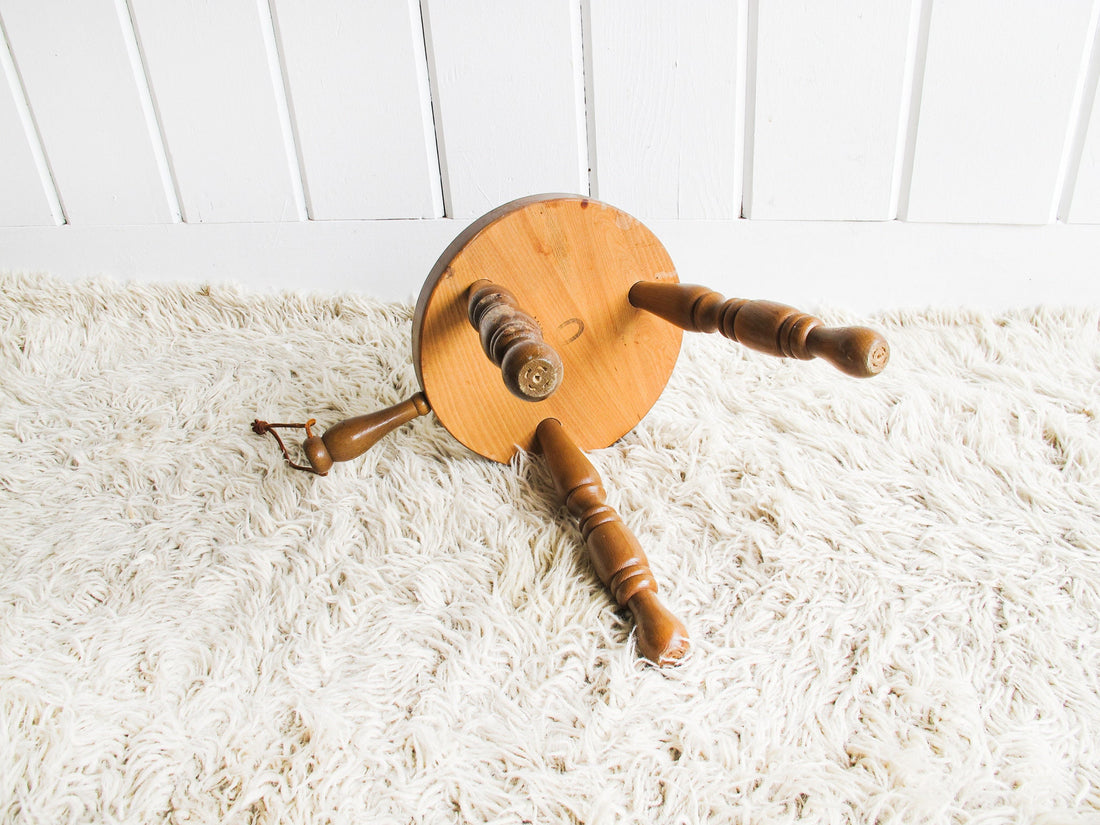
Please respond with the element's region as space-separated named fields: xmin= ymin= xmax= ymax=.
xmin=1 ymin=273 xmax=1098 ymax=824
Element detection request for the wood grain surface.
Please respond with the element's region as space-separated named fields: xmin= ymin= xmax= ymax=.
xmin=628 ymin=282 xmax=890 ymax=377
xmin=413 ymin=195 xmax=682 ymax=463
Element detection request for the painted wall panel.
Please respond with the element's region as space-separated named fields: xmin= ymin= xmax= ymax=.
xmin=906 ymin=0 xmax=1096 ymax=224
xmin=5 ymin=219 xmax=1099 ymax=310
xmin=588 ymin=0 xmax=740 ymax=220
xmin=272 ymin=0 xmax=441 ymax=219
xmin=0 ymin=0 xmax=175 ymax=225
xmin=129 ymin=0 xmax=304 ymax=222
xmin=422 ymin=0 xmax=587 ymax=217
xmin=0 ymin=29 xmax=58 ymax=226
xmin=747 ymin=0 xmax=914 ymax=221
xmin=1067 ymin=77 xmax=1100 ymax=223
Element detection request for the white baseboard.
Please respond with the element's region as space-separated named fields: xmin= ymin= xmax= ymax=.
xmin=2 ymin=218 xmax=1098 ymax=311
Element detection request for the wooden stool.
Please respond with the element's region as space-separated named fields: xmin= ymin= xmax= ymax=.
xmin=254 ymin=195 xmax=889 ymax=666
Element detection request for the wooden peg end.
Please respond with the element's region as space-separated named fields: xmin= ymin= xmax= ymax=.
xmin=806 ymin=325 xmax=890 ymax=377
xmin=302 ymin=433 xmax=334 ymax=475
xmin=501 ymin=339 xmax=564 ymax=400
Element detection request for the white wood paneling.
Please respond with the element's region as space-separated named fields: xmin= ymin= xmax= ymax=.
xmin=906 ymin=0 xmax=1096 ymax=224
xmin=1069 ymin=93 xmax=1100 ymax=223
xmin=746 ymin=0 xmax=915 ymax=221
xmin=271 ymin=0 xmax=441 ymax=220
xmin=0 ymin=0 xmax=175 ymax=225
xmin=0 ymin=26 xmax=59 ymax=226
xmin=422 ymin=0 xmax=587 ymax=217
xmin=5 ymin=219 xmax=1099 ymax=310
xmin=587 ymin=1 xmax=740 ymax=220
xmin=128 ymin=0 xmax=304 ymax=223
xmin=3 ymin=1 xmax=1100 ymax=310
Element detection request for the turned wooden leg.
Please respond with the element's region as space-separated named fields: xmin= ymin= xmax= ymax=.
xmin=467 ymin=279 xmax=563 ymax=401
xmin=253 ymin=392 xmax=430 ymax=475
xmin=536 ymin=418 xmax=689 ymax=666
xmin=629 ymin=281 xmax=889 ymax=377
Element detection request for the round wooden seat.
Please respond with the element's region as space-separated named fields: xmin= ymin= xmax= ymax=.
xmin=412 ymin=194 xmax=683 ymax=463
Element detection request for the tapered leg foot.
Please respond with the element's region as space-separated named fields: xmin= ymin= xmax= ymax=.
xmin=628 ymin=590 xmax=691 ymax=666
xmin=629 ymin=281 xmax=889 ymax=378
xmin=536 ymin=418 xmax=690 ymax=666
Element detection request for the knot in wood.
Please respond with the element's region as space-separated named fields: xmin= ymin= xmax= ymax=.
xmin=869 ymin=341 xmax=890 ymax=373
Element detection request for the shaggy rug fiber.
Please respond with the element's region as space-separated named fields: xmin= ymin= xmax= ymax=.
xmin=1 ymin=273 xmax=1098 ymax=824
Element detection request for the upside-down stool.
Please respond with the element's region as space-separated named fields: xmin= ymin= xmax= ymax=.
xmin=254 ymin=194 xmax=889 ymax=666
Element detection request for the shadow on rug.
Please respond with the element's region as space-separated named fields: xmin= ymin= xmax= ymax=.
xmin=1 ymin=273 xmax=1098 ymax=823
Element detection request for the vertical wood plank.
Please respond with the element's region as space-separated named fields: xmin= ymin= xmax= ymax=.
xmin=422 ymin=0 xmax=587 ymax=218
xmin=906 ymin=0 xmax=1096 ymax=224
xmin=587 ymin=1 xmax=739 ymax=220
xmin=271 ymin=0 xmax=441 ymax=220
xmin=128 ymin=0 xmax=304 ymax=223
xmin=1064 ymin=10 xmax=1100 ymax=224
xmin=0 ymin=0 xmax=175 ymax=225
xmin=1068 ymin=84 xmax=1100 ymax=223
xmin=746 ymin=0 xmax=914 ymax=221
xmin=0 ymin=23 xmax=59 ymax=226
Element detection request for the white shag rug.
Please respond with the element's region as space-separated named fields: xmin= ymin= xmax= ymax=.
xmin=1 ymin=273 xmax=1098 ymax=825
